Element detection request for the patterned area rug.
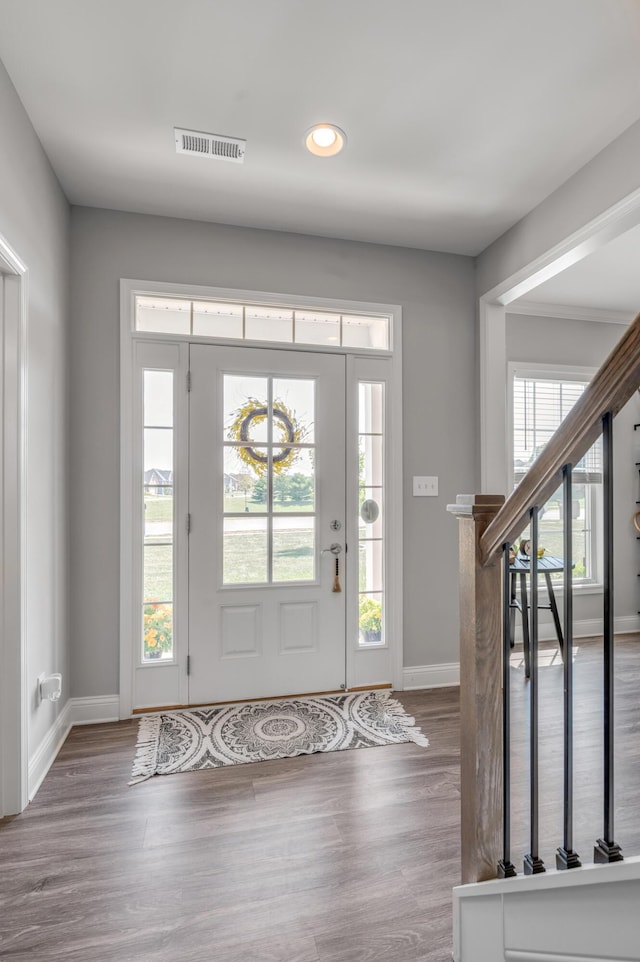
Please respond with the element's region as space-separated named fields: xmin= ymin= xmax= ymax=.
xmin=130 ymin=691 xmax=428 ymax=783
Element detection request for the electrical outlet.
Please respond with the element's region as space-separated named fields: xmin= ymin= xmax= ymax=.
xmin=413 ymin=476 xmax=438 ymax=497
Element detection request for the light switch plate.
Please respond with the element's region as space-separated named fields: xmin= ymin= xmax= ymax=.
xmin=413 ymin=476 xmax=438 ymax=497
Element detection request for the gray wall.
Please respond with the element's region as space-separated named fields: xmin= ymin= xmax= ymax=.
xmin=507 ymin=312 xmax=640 ymax=629
xmin=0 ymin=59 xmax=70 ymax=756
xmin=69 ymin=206 xmax=476 ymax=695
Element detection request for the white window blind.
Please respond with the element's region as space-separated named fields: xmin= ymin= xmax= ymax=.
xmin=513 ymin=375 xmax=602 ymax=486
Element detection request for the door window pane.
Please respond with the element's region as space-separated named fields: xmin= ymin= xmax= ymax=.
xmin=221 ymin=374 xmax=317 ymax=586
xmin=224 ymin=375 xmax=269 ymax=437
xmin=272 ymin=516 xmax=315 ymax=582
xmin=224 ymin=446 xmax=267 ymax=513
xmin=273 ymin=448 xmax=315 ymax=512
xmin=223 ymin=517 xmax=268 ymax=584
xmin=273 ymin=378 xmax=315 ymax=443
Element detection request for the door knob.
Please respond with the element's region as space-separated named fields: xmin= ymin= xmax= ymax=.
xmin=322 ymin=543 xmax=342 ymax=556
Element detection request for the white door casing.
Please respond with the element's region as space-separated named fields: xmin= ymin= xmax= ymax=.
xmin=188 ymin=345 xmax=347 ymax=703
xmin=0 ymin=236 xmax=28 ymax=817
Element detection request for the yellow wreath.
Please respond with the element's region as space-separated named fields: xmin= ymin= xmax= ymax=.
xmin=227 ymin=398 xmax=307 ymax=476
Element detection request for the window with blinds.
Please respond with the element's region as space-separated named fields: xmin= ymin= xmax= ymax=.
xmin=512 ymin=370 xmax=601 ymax=585
xmin=513 ymin=376 xmax=602 ymax=486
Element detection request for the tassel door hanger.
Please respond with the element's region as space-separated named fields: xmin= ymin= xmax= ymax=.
xmin=332 ymin=556 xmax=341 ymax=592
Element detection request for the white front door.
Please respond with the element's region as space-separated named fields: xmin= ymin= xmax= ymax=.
xmin=188 ymin=345 xmax=346 ymax=703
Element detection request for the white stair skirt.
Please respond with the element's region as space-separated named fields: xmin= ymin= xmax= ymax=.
xmin=454 ymin=856 xmax=640 ymax=962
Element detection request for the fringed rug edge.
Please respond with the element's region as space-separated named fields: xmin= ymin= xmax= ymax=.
xmin=384 ymin=693 xmax=430 ymax=747
xmin=129 ymin=713 xmax=162 ymax=784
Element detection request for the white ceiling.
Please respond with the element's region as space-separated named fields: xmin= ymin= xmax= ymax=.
xmin=2 ymin=0 xmax=640 ymax=256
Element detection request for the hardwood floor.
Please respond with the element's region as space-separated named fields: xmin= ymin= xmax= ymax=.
xmin=1 ymin=635 xmax=639 ymax=962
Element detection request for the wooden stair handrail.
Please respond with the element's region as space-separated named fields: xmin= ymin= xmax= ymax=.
xmin=480 ymin=311 xmax=640 ymax=566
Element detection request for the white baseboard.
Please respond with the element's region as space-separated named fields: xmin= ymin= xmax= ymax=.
xmin=402 ymin=618 xmax=640 ymax=692
xmin=27 ymin=695 xmax=120 ymax=801
xmin=403 ymin=662 xmax=460 ymax=690
xmin=517 ymin=614 xmax=640 ymax=643
xmin=609 ymin=615 xmax=640 ymax=635
xmin=28 ymin=699 xmax=73 ymax=800
xmin=70 ymin=694 xmax=120 ymax=726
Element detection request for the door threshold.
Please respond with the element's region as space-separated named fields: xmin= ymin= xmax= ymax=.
xmin=131 ymin=682 xmax=392 ymax=714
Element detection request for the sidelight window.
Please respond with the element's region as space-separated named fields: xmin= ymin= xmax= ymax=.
xmin=142 ymin=369 xmax=175 ymax=661
xmin=358 ymin=382 xmax=385 ymax=645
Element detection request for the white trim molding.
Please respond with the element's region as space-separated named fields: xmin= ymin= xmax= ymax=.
xmin=506 ymin=300 xmax=633 ymax=326
xmin=28 ymin=696 xmax=120 ymax=802
xmin=28 ymin=700 xmax=73 ymax=801
xmin=483 ymin=185 xmax=640 ymax=309
xmin=70 ymin=695 xmax=121 ymax=726
xmin=0 ymin=233 xmax=28 ymax=818
xmin=509 ymin=616 xmax=640 ymax=648
xmin=454 ymin=855 xmax=640 ymax=962
xmin=479 ymin=181 xmax=640 ymax=502
xmin=402 ymin=662 xmax=460 ymax=690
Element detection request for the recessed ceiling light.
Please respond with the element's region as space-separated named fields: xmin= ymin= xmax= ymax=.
xmin=305 ymin=124 xmax=346 ymax=157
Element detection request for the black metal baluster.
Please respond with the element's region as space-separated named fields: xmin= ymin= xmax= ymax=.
xmin=556 ymin=464 xmax=581 ymax=870
xmin=524 ymin=507 xmax=545 ymax=875
xmin=498 ymin=542 xmax=517 ymax=878
xmin=594 ymin=413 xmax=623 ymax=864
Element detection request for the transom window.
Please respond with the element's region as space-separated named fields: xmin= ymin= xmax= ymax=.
xmin=135 ymin=295 xmax=390 ymax=351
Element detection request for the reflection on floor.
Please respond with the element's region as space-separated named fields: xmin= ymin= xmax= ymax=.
xmin=510 ymin=643 xmax=578 ymax=669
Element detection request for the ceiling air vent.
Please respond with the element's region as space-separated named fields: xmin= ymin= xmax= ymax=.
xmin=174 ymin=127 xmax=246 ymax=164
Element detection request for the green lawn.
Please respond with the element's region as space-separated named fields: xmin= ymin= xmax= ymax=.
xmin=144 ymin=522 xmax=316 ymax=599
xmin=144 ymin=493 xmax=172 ymax=522
xmin=224 ymin=528 xmax=315 ymax=583
xmin=223 ymin=494 xmax=314 ymax=513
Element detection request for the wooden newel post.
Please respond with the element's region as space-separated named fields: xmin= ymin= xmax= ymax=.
xmin=448 ymin=494 xmax=505 ymax=883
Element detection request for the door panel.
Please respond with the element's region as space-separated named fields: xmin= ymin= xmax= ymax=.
xmin=188 ymin=345 xmax=346 ymax=703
